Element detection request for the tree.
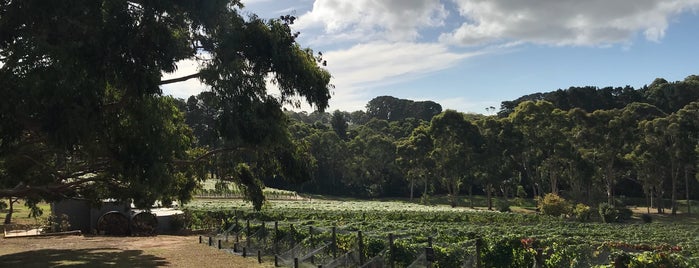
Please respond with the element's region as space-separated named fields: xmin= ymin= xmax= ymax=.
xmin=429 ymin=110 xmax=483 ymax=207
xmin=396 ymin=123 xmax=433 ymax=200
xmin=366 ymin=96 xmax=442 ymax=121
xmin=0 ymin=1 xmax=332 ymax=212
xmin=330 ymin=110 xmax=349 ymax=141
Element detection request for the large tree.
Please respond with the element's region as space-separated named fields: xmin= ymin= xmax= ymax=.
xmin=0 ymin=0 xmax=332 ymax=213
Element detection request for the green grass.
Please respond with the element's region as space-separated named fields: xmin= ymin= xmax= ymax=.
xmin=0 ymin=199 xmax=51 ymax=230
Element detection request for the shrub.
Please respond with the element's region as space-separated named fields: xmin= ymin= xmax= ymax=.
xmin=599 ymin=203 xmax=632 ymax=223
xmin=537 ymin=193 xmax=571 ymax=217
xmin=572 ymin=203 xmax=591 ymax=222
xmin=641 ymin=214 xmax=653 ymax=223
xmin=45 ymin=213 xmax=71 ymax=232
xmin=598 ymin=203 xmax=617 ymax=223
xmin=496 ymin=199 xmax=511 ymax=212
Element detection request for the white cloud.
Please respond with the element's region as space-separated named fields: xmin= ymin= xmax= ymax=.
xmin=319 ymin=42 xmax=478 ymax=111
xmin=295 ymin=0 xmax=448 ymax=42
xmin=160 ymin=59 xmax=207 ymax=99
xmin=441 ymin=0 xmax=699 ymax=46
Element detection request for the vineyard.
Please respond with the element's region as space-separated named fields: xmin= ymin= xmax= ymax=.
xmin=182 ymin=198 xmax=699 ymax=267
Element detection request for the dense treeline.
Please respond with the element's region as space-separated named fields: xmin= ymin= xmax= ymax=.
xmin=181 ymin=76 xmax=699 ymax=214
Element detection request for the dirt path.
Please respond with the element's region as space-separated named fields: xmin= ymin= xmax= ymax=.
xmin=0 ymin=235 xmax=272 ymax=267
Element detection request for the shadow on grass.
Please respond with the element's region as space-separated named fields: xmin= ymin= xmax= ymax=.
xmin=0 ymin=248 xmax=169 ymax=268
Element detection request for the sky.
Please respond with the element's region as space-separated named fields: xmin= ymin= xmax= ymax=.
xmin=161 ymin=0 xmax=699 ymax=114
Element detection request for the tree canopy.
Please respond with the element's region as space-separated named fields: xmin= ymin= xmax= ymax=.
xmin=0 ymin=0 xmax=332 ymax=212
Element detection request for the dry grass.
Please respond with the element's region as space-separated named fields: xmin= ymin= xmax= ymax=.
xmin=0 ymin=235 xmax=273 ymax=267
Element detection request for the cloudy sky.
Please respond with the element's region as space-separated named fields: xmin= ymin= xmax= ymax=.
xmin=162 ymin=0 xmax=699 ymax=114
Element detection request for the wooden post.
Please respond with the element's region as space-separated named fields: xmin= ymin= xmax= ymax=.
xmin=294 ymin=258 xmax=299 ymax=268
xmin=389 ymin=233 xmax=395 ymax=268
xmin=290 ymin=224 xmax=296 ymax=248
xmin=246 ymin=219 xmax=251 ymax=250
xmin=274 ymin=221 xmax=279 ymax=254
xmin=425 ymin=247 xmax=434 ymax=268
xmin=199 ymin=235 xmax=202 ymax=244
xmin=258 ymin=250 xmax=262 ymax=263
xmin=218 ymin=239 xmax=222 ymax=249
xmin=332 ymin=226 xmax=337 ymax=258
xmin=262 ymin=222 xmax=267 ymax=246
xmin=475 ymin=238 xmax=482 ymax=268
xmin=358 ymin=231 xmax=365 ymax=265
xmin=309 ymin=226 xmax=313 ymax=246
xmin=208 ymin=236 xmax=212 ymax=246
xmin=274 ymin=255 xmax=279 ymax=267
xmin=243 ymin=247 xmax=247 ymax=258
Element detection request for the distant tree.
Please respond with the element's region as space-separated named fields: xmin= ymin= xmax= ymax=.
xmin=366 ymin=96 xmax=442 ymax=121
xmin=330 ymin=110 xmax=349 ymax=140
xmin=429 ymin=110 xmax=483 ymax=207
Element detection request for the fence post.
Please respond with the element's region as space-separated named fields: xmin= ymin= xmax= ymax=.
xmin=243 ymin=247 xmax=247 ymax=258
xmin=246 ymin=219 xmax=251 ymax=250
xmin=199 ymin=235 xmax=202 ymax=244
xmin=358 ymin=231 xmax=365 ymax=265
xmin=294 ymin=258 xmax=299 ymax=268
xmin=262 ymin=222 xmax=267 ymax=246
xmin=290 ymin=224 xmax=296 ymax=248
xmin=332 ymin=226 xmax=337 ymax=258
xmin=274 ymin=221 xmax=279 ymax=254
xmin=425 ymin=247 xmax=434 ymax=268
xmin=309 ymin=226 xmax=314 ymax=246
xmin=389 ymin=233 xmax=395 ymax=268
xmin=258 ymin=249 xmax=262 ymax=263
xmin=208 ymin=236 xmax=213 ymax=247
xmin=475 ymin=238 xmax=482 ymax=268
xmin=218 ymin=239 xmax=222 ymax=249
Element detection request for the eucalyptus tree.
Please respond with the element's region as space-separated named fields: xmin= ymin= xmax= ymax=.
xmin=509 ymin=101 xmax=572 ymax=196
xmin=475 ymin=117 xmax=515 ymax=210
xmin=0 ymin=0 xmax=332 ymax=212
xmin=572 ymin=103 xmax=665 ymax=205
xmin=429 ymin=110 xmax=483 ymax=207
xmin=396 ymin=123 xmax=433 ymax=200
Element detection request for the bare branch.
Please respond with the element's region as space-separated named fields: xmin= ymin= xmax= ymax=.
xmin=159 ymin=72 xmax=201 ymax=85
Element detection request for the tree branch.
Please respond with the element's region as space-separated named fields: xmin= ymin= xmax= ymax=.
xmin=159 ymin=72 xmax=201 ymax=85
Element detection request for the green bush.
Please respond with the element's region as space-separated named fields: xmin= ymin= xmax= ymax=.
xmin=572 ymin=203 xmax=592 ymax=222
xmin=641 ymin=214 xmax=653 ymax=223
xmin=537 ymin=193 xmax=571 ymax=217
xmin=496 ymin=199 xmax=511 ymax=212
xmin=45 ymin=213 xmax=71 ymax=232
xmin=598 ymin=203 xmax=633 ymax=223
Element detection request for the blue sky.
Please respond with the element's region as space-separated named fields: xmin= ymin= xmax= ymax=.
xmin=162 ymin=0 xmax=699 ymax=114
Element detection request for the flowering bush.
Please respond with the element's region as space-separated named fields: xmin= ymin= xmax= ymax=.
xmin=537 ymin=193 xmax=571 ymax=217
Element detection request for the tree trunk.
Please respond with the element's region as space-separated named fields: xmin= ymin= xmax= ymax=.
xmin=606 ymin=170 xmax=614 ymax=205
xmin=671 ymin=165 xmax=679 ymax=215
xmin=4 ymin=197 xmax=14 ymax=224
xmin=468 ymin=185 xmax=474 ymax=208
xmin=409 ymin=179 xmax=414 ymax=201
xmin=686 ymin=167 xmax=691 ymax=215
xmin=486 ymin=184 xmax=493 ymax=210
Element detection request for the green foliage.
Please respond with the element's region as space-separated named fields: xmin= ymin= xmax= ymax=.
xmin=44 ymin=213 xmax=71 ymax=233
xmin=598 ymin=203 xmax=632 ymax=223
xmin=537 ymin=193 xmax=572 ymax=217
xmin=496 ymin=199 xmax=511 ymax=212
xmin=182 ymin=199 xmax=699 ymax=266
xmin=0 ymin=0 xmax=331 ymax=210
xmin=572 ymin=203 xmax=592 ymax=222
